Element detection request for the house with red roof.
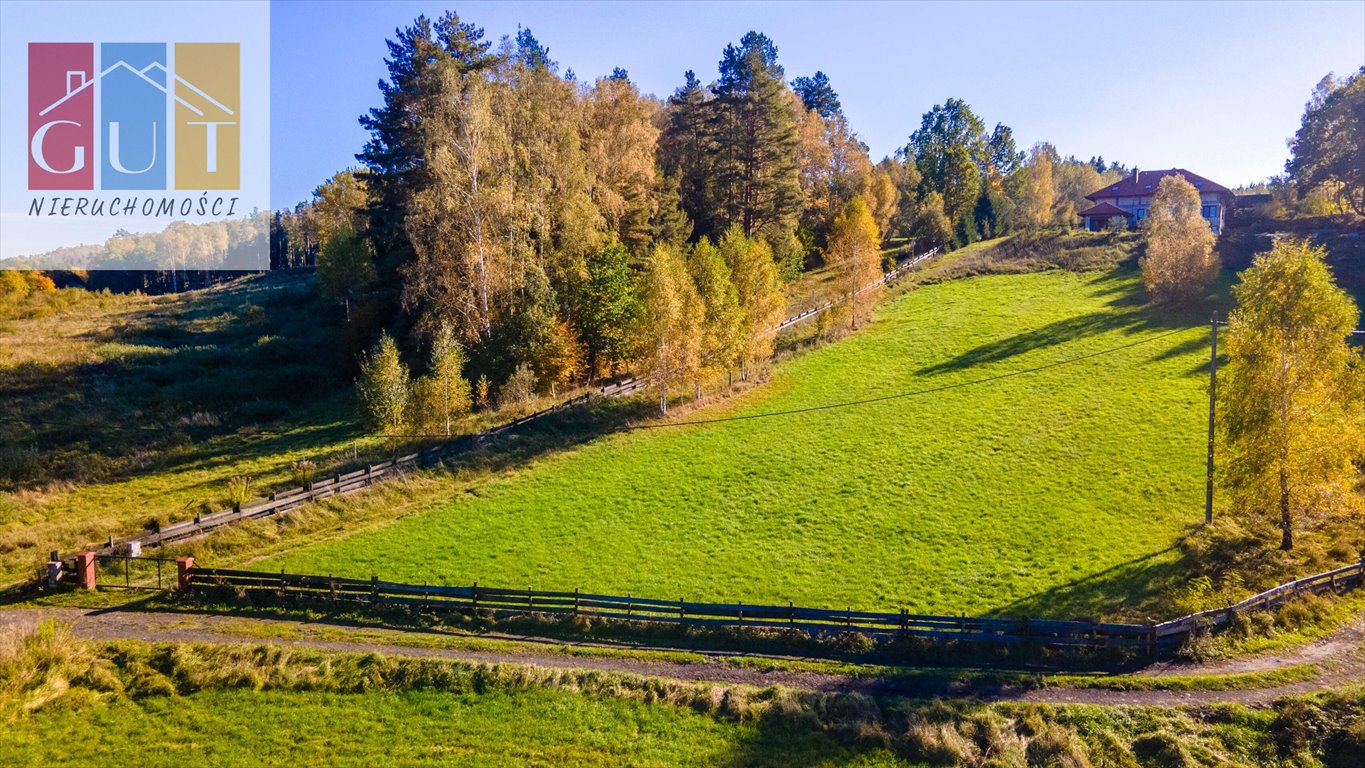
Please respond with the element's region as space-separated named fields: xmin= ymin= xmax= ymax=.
xmin=1077 ymin=169 xmax=1234 ymax=234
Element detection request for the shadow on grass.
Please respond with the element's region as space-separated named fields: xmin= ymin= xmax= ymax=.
xmin=0 ymin=271 xmax=349 ymax=491
xmin=916 ymin=266 xmax=1223 ymax=378
xmin=985 ymin=545 xmax=1190 ymax=621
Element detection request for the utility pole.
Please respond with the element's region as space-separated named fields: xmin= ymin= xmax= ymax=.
xmin=1205 ymin=312 xmax=1218 ymax=524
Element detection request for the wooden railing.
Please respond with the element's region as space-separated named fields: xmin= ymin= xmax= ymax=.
xmin=180 ymin=558 xmax=1365 ymax=656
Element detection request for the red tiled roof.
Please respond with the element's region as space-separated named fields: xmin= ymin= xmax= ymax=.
xmin=1086 ymin=169 xmax=1232 ymax=201
xmin=1077 ymin=201 xmax=1128 ymax=217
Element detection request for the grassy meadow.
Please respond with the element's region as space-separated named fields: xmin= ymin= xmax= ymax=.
xmin=0 ymin=274 xmax=387 ymax=583
xmin=3 ymin=623 xmax=1359 ymax=768
xmin=259 ymin=259 xmax=1213 ymax=619
xmin=2 ymin=688 xmax=907 ymax=768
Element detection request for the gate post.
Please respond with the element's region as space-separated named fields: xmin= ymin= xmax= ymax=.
xmin=75 ymin=551 xmax=96 ymax=590
xmin=176 ymin=556 xmax=195 ymax=592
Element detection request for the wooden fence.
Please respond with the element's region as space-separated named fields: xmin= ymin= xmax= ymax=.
xmin=776 ymin=247 xmax=939 ymax=332
xmin=179 ymin=558 xmax=1364 ymax=655
xmin=68 ymin=247 xmax=943 ymax=559
xmin=1152 ymin=561 xmax=1365 ymax=644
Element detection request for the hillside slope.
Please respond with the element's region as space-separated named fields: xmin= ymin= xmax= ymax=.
xmin=260 ymin=262 xmax=1213 ymax=619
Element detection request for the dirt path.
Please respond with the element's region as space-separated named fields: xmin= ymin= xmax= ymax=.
xmin=2 ymin=607 xmax=1361 ymax=707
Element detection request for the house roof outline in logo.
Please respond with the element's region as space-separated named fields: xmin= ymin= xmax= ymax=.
xmin=38 ymin=59 xmax=234 ymax=119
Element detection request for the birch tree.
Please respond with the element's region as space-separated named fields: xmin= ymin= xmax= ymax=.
xmin=637 ymin=245 xmax=702 ymax=413
xmin=1141 ymin=174 xmax=1218 ymax=304
xmin=1222 ymin=239 xmax=1364 ymax=551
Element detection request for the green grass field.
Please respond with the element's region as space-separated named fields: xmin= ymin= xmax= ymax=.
xmin=1 ymin=688 xmax=910 ymax=768
xmin=260 ymin=262 xmax=1213 ymax=619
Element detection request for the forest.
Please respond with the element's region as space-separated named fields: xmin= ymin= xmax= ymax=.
xmin=263 ymin=12 xmax=1130 ymax=404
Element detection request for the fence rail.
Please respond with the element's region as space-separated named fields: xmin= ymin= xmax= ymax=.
xmin=180 ymin=558 xmax=1365 ymax=655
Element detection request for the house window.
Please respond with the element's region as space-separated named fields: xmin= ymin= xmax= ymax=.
xmin=1134 ymin=208 xmax=1147 ymax=221
xmin=1202 ymin=205 xmax=1218 ymax=219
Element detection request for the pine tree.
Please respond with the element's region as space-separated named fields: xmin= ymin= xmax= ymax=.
xmin=357 ymin=331 xmax=411 ymax=438
xmin=1141 ymin=174 xmax=1218 ymax=304
xmin=1221 ymin=239 xmax=1364 ymax=550
xmin=708 ymin=32 xmax=803 ymax=244
xmin=658 ymin=71 xmax=711 ymax=240
xmin=358 ymin=13 xmax=494 ymax=294
xmin=791 ymin=70 xmax=841 ymax=118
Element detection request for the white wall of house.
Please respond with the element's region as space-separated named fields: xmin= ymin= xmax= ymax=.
xmin=1088 ymin=191 xmax=1228 ymax=234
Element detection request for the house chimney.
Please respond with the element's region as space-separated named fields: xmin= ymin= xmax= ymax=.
xmin=1132 ymin=168 xmax=1140 ymax=184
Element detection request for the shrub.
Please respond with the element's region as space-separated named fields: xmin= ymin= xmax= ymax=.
xmin=291 ymin=460 xmax=316 ymax=490
xmin=226 ymin=476 xmax=251 ymax=511
xmin=497 ymin=364 xmax=537 ymax=412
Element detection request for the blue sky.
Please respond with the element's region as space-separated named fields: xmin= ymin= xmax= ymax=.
xmin=271 ymin=0 xmax=1364 ymax=209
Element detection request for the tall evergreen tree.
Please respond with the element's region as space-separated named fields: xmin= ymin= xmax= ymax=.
xmin=658 ymin=71 xmax=712 ymax=240
xmin=357 ymin=13 xmax=494 ymax=298
xmin=792 ymin=70 xmax=841 ymax=118
xmin=708 ymin=32 xmax=803 ymax=245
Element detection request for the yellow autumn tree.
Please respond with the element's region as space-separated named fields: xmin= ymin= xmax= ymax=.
xmin=826 ymin=197 xmax=882 ymax=330
xmin=1222 ymin=239 xmax=1364 ymax=551
xmin=1023 ymin=144 xmax=1055 ymax=229
xmin=637 ymin=244 xmax=703 ymax=413
xmin=1141 ymin=174 xmax=1218 ymax=304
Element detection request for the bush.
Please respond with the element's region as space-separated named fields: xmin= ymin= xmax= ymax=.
xmin=497 ymin=364 xmax=537 ymax=412
xmin=226 ymin=476 xmax=252 ymax=510
xmin=291 ymin=460 xmax=316 ymax=490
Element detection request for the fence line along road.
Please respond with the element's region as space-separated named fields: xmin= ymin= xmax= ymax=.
xmin=64 ymin=247 xmax=943 ymax=560
xmin=176 ymin=558 xmax=1364 ymax=656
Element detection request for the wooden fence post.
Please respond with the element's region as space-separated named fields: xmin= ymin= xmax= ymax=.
xmin=75 ymin=551 xmax=96 ymax=590
xmin=175 ymin=556 xmax=194 ymax=592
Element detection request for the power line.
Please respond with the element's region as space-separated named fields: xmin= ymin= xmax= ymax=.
xmin=610 ymin=326 xmax=1200 ymax=432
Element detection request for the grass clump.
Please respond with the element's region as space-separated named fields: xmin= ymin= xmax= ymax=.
xmin=3 ymin=625 xmax=1365 ymax=767
xmin=0 ymin=620 xmax=122 ymax=717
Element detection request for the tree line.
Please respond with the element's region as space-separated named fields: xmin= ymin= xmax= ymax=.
xmin=288 ymin=11 xmax=1131 ymax=420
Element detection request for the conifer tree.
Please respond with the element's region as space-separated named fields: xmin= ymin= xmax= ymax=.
xmin=358 ymin=12 xmax=493 ymax=292
xmin=357 ymin=331 xmax=411 ymax=438
xmin=708 ymin=32 xmax=803 ymax=244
